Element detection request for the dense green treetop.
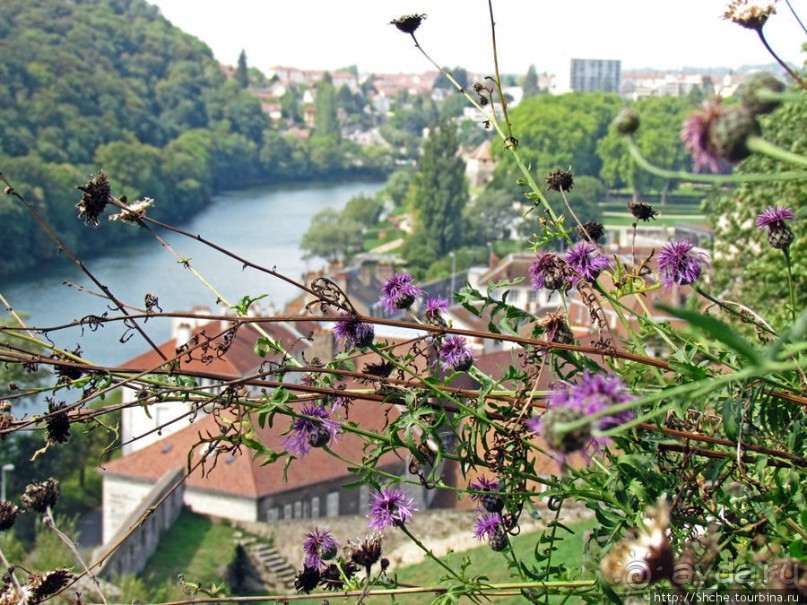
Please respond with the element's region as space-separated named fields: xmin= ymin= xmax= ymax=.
xmin=403 ymin=117 xmax=469 ymax=273
xmin=597 ymin=96 xmax=694 ymax=200
xmin=0 ymin=0 xmax=389 ymax=277
xmin=503 ymin=93 xmax=622 ymax=178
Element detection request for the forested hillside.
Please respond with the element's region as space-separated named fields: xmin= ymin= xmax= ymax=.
xmin=0 ymin=0 xmax=383 ymax=276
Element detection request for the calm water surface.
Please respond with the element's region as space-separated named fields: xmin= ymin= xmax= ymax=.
xmin=2 ymin=181 xmax=383 ymax=366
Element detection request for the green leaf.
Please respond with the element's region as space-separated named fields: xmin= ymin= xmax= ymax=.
xmin=232 ymin=293 xmax=268 ymax=316
xmin=657 ymin=304 xmax=764 ymax=365
xmin=721 ymin=398 xmax=743 ymax=441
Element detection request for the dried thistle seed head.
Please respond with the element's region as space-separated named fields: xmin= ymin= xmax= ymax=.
xmin=724 ymin=0 xmax=776 ymax=30
xmin=0 ymin=501 xmax=19 ymax=531
xmin=29 ymin=568 xmax=74 ymax=602
xmin=628 ymin=201 xmax=658 ymax=222
xmin=390 ymin=13 xmax=426 ymax=35
xmin=348 ymin=534 xmax=383 ymax=568
xmin=45 ymin=402 xmax=71 ymax=445
xmin=109 ymin=197 xmax=155 ymax=223
xmin=0 ymin=401 xmax=13 ymax=432
xmin=545 ymin=168 xmax=574 ymax=192
xmin=21 ymin=478 xmax=60 ymax=513
xmin=613 ymin=107 xmax=640 ymax=135
xmin=538 ymin=313 xmax=575 ymax=345
xmin=293 ymin=565 xmax=320 ymax=593
xmin=577 ymin=221 xmax=605 ymax=243
xmin=75 ymin=172 xmax=111 ymax=226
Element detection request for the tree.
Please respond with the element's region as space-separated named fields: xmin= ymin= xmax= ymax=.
xmin=234 ymin=50 xmax=249 ymax=88
xmin=522 ymin=64 xmax=539 ymax=98
xmin=433 ymin=66 xmax=469 ymax=91
xmin=279 ymin=85 xmax=303 ymax=125
xmin=384 ymin=169 xmax=415 ymax=208
xmin=314 ymin=73 xmax=339 ymax=139
xmin=403 ymin=118 xmax=469 ymax=271
xmin=342 ymin=195 xmax=383 ymax=227
xmin=300 ymin=208 xmax=363 ymax=262
xmin=463 ymin=188 xmax=521 ymax=245
xmin=597 ymin=96 xmax=691 ymax=201
xmin=501 ymin=93 xmax=621 ymax=179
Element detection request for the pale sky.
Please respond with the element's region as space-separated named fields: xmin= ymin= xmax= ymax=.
xmin=148 ymin=0 xmax=806 ymax=76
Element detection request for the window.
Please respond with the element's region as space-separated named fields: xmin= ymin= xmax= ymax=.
xmin=267 ymin=507 xmax=279 ymax=523
xmin=326 ymin=491 xmax=339 ymax=517
xmin=311 ymin=497 xmax=320 ymax=518
xmin=294 ymin=501 xmax=302 ymax=518
xmin=283 ymin=503 xmax=292 ymax=519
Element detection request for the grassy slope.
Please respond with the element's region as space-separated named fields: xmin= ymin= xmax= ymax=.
xmin=140 ymin=510 xmax=238 ymax=595
xmin=367 ymin=517 xmax=598 ymax=604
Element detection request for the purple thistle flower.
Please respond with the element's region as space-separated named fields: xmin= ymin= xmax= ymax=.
xmin=757 ymin=205 xmax=796 ymax=249
xmin=424 ymin=296 xmax=449 ymax=321
xmin=564 ymin=241 xmax=611 ymax=284
xmin=380 ymin=273 xmax=422 ymax=312
xmin=368 ymin=486 xmax=416 ymax=532
xmin=470 ymin=475 xmax=503 ymax=513
xmin=757 ymin=206 xmax=795 ymax=230
xmin=681 ymin=107 xmax=721 ymax=173
xmin=439 ymin=335 xmax=474 ymax=372
xmin=469 ymin=475 xmax=500 ymax=496
xmin=528 ymin=371 xmax=635 ymax=456
xmin=333 ymin=313 xmax=375 ymax=349
xmin=282 ymin=400 xmax=341 ymax=458
xmin=658 ymin=240 xmax=710 ymax=288
xmin=473 ymin=513 xmax=504 ymax=541
xmin=303 ymin=528 xmax=339 ymax=570
xmin=529 ymin=252 xmax=572 ymax=292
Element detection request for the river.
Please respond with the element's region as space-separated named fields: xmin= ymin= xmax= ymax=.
xmin=1 ymin=180 xmax=384 ymax=367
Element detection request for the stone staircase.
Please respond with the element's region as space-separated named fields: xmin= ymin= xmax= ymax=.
xmin=243 ymin=540 xmax=297 ymax=590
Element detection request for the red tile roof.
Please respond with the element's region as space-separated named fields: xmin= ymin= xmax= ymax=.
xmin=117 ymin=319 xmax=309 ymax=377
xmin=102 ymin=398 xmax=404 ymax=499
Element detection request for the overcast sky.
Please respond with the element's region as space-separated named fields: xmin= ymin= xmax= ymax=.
xmin=148 ymin=0 xmax=806 ymax=76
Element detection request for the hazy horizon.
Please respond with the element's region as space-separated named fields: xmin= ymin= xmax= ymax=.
xmin=149 ymin=0 xmax=806 ymax=77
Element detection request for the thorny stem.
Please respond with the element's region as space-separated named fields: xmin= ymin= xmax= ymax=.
xmin=486 ymin=0 xmax=513 ymax=139
xmin=407 ymin=31 xmax=565 ymax=236
xmin=623 ymin=137 xmax=807 ymax=184
xmin=755 ymin=28 xmax=807 ymax=91
xmin=132 ymin=215 xmax=302 ymax=368
xmin=396 ymin=523 xmax=474 ymax=594
xmin=44 ymin=507 xmax=109 ymax=605
xmin=0 ymin=291 xmax=36 ymax=338
xmin=127 ymin=580 xmax=597 ymax=605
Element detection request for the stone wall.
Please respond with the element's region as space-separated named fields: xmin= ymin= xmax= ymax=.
xmin=95 ymin=468 xmax=185 ymax=579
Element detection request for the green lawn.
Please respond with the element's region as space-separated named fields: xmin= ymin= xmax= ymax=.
xmin=140 ymin=510 xmax=240 ymax=598
xmin=603 ymin=213 xmax=705 ymax=227
xmin=365 ymin=517 xmax=598 ymax=605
